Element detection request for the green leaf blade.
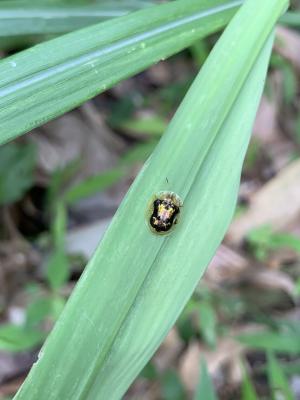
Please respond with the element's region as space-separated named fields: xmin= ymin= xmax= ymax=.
xmin=0 ymin=324 xmax=45 ymax=352
xmin=194 ymin=359 xmax=218 ymax=400
xmin=13 ymin=0 xmax=288 ymax=399
xmin=0 ymin=143 xmax=36 ymax=205
xmin=280 ymin=11 xmax=300 ymax=27
xmin=267 ymin=352 xmax=295 ymax=400
xmin=198 ymin=302 xmax=217 ymax=348
xmin=0 ymin=2 xmax=153 ymax=37
xmin=63 ymin=168 xmax=125 ymax=205
xmin=0 ymin=0 xmax=241 ymax=145
xmin=241 ymin=363 xmax=259 ymax=400
xmin=238 ymin=331 xmax=300 ymax=354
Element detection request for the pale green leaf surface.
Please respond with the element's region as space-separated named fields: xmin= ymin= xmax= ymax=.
xmin=14 ymin=0 xmax=287 ymax=399
xmin=0 ymin=0 xmax=241 ymax=145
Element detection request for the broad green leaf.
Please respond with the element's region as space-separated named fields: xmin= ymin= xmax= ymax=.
xmin=0 ymin=143 xmax=36 ymax=205
xmin=0 ymin=0 xmax=241 ymax=145
xmin=194 ymin=359 xmax=218 ymax=400
xmin=0 ymin=324 xmax=45 ymax=352
xmin=0 ymin=1 xmax=153 ymax=37
xmin=238 ymin=331 xmax=300 ymax=354
xmin=13 ymin=0 xmax=288 ymax=399
xmin=267 ymin=352 xmax=295 ymax=400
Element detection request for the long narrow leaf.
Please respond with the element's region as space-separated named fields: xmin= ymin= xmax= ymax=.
xmin=0 ymin=0 xmax=241 ymax=145
xmin=280 ymin=11 xmax=300 ymax=27
xmin=13 ymin=0 xmax=288 ymax=399
xmin=0 ymin=1 xmax=153 ymax=37
xmin=238 ymin=331 xmax=300 ymax=354
xmin=241 ymin=363 xmax=259 ymax=400
xmin=194 ymin=359 xmax=218 ymax=400
xmin=267 ymin=352 xmax=295 ymax=400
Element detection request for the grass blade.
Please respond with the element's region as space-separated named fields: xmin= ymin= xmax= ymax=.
xmin=267 ymin=352 xmax=295 ymax=400
xmin=241 ymin=363 xmax=259 ymax=400
xmin=0 ymin=0 xmax=241 ymax=145
xmin=13 ymin=0 xmax=288 ymax=399
xmin=238 ymin=331 xmax=300 ymax=354
xmin=0 ymin=1 xmax=153 ymax=37
xmin=194 ymin=359 xmax=218 ymax=400
xmin=62 ymin=168 xmax=126 ymax=205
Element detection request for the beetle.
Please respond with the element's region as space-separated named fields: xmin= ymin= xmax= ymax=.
xmin=147 ymin=191 xmax=183 ymax=235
